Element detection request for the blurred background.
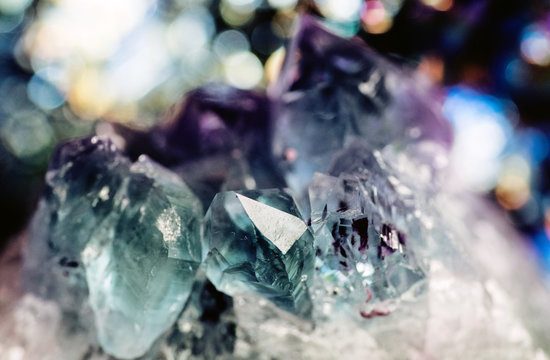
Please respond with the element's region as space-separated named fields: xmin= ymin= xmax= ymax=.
xmin=1 ymin=0 xmax=550 ymax=273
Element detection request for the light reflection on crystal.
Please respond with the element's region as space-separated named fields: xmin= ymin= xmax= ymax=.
xmin=203 ymin=189 xmax=314 ymax=318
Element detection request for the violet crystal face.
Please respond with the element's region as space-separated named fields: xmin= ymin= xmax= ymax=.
xmin=2 ymin=15 xmax=550 ymax=360
xmin=119 ymin=83 xmax=284 ymax=209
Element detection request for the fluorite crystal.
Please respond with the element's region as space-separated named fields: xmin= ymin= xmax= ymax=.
xmin=2 ymin=15 xmax=550 ymax=360
xmin=162 ymin=84 xmax=270 ymax=166
xmin=24 ymin=136 xmax=203 ymax=359
xmin=118 ymin=84 xmax=284 ymax=208
xmin=270 ymin=16 xmax=452 ymax=195
xmin=309 ymin=171 xmax=426 ymax=317
xmin=203 ymin=189 xmax=314 ymax=317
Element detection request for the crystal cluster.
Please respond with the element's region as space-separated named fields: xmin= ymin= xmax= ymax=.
xmin=1 ymin=15 xmax=550 ymax=360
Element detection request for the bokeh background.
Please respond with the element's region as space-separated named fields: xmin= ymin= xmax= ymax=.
xmin=1 ymin=0 xmax=550 ymax=274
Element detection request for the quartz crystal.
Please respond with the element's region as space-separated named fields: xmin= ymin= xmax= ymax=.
xmin=203 ymin=189 xmax=314 ymax=317
xmin=23 ymin=136 xmax=203 ymax=359
xmin=271 ymin=16 xmax=452 ymax=195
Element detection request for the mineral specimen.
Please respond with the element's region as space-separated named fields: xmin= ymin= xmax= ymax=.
xmin=203 ymin=189 xmax=314 ymax=318
xmin=1 ymin=14 xmax=550 ymax=360
xmin=23 ymin=136 xmax=203 ymax=359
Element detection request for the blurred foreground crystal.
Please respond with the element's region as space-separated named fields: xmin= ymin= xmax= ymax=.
xmin=22 ymin=136 xmax=203 ymax=359
xmin=1 ymin=15 xmax=550 ymax=360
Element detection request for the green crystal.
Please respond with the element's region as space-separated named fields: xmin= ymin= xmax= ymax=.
xmin=203 ymin=189 xmax=314 ymax=318
xmin=26 ymin=137 xmax=203 ymax=359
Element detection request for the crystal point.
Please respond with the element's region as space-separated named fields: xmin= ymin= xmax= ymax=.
xmin=309 ymin=145 xmax=428 ymax=319
xmin=271 ymin=16 xmax=452 ymax=195
xmin=203 ymin=189 xmax=314 ymax=317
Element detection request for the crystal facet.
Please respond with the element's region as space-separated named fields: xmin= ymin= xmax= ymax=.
xmin=203 ymin=189 xmax=314 ymax=317
xmin=24 ymin=136 xmax=203 ymax=359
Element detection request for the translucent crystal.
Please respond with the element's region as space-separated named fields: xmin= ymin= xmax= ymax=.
xmin=24 ymin=136 xmax=203 ymax=359
xmin=304 ymin=142 xmax=550 ymax=359
xmin=309 ymin=144 xmax=427 ymax=318
xmin=203 ymin=189 xmax=314 ymax=317
xmin=271 ymin=16 xmax=452 ymax=195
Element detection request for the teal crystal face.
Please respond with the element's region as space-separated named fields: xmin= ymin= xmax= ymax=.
xmin=203 ymin=189 xmax=315 ymax=318
xmin=25 ymin=137 xmax=203 ymax=359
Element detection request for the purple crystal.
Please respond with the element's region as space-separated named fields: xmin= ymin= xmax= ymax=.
xmin=118 ymin=84 xmax=285 ymax=207
xmin=163 ymin=84 xmax=270 ymax=164
xmin=271 ymin=16 xmax=452 ymax=195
